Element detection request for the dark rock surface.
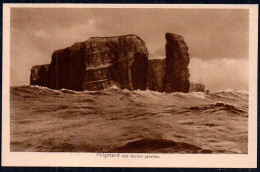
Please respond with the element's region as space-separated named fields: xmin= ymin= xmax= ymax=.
xmin=31 ymin=34 xmax=149 ymax=91
xmin=189 ymin=82 xmax=206 ymax=92
xmin=30 ymin=64 xmax=50 ymax=87
xmin=147 ymin=59 xmax=166 ymax=92
xmin=163 ymin=33 xmax=190 ymax=93
xmin=30 ymin=33 xmax=191 ymax=93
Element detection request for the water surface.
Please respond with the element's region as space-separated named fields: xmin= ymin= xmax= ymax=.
xmin=10 ymin=86 xmax=248 ymax=153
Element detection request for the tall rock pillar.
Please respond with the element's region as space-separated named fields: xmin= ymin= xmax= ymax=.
xmin=163 ymin=33 xmax=190 ymax=93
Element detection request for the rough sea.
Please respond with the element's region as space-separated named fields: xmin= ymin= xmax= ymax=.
xmin=10 ymin=85 xmax=248 ymax=153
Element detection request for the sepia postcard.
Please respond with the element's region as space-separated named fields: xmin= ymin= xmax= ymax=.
xmin=2 ymin=3 xmax=258 ymax=167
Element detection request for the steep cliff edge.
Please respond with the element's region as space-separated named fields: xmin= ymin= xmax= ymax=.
xmin=163 ymin=33 xmax=190 ymax=93
xmin=31 ymin=34 xmax=149 ymax=91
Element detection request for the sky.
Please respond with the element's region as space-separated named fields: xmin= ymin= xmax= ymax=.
xmin=10 ymin=8 xmax=249 ymax=91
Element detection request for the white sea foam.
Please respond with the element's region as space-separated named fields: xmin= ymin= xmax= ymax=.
xmin=109 ymin=85 xmax=120 ymax=90
xmin=188 ymin=92 xmax=206 ymax=99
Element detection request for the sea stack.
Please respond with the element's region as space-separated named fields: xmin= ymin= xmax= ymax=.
xmin=163 ymin=33 xmax=190 ymax=93
xmin=30 ymin=33 xmax=191 ymax=93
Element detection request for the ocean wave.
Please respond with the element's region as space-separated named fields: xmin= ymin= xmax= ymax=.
xmin=186 ymin=92 xmax=206 ymax=99
xmin=10 ymin=86 xmax=248 ymax=105
xmin=214 ymin=89 xmax=248 ymax=95
xmin=185 ymin=101 xmax=247 ymax=115
xmin=10 ymin=85 xmax=249 ymax=153
xmin=112 ymin=138 xmax=212 ymax=153
xmin=108 ymin=85 xmax=121 ymax=90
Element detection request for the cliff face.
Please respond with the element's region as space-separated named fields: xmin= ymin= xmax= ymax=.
xmin=30 ymin=33 xmax=191 ymax=93
xmin=30 ymin=64 xmax=49 ymax=87
xmin=31 ymin=35 xmax=149 ymax=91
xmin=147 ymin=59 xmax=166 ymax=92
xmin=163 ymin=33 xmax=190 ymax=93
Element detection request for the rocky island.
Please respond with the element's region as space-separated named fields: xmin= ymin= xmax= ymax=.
xmin=31 ymin=33 xmax=204 ymax=93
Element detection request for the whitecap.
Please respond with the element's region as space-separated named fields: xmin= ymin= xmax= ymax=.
xmin=188 ymin=92 xmax=206 ymax=99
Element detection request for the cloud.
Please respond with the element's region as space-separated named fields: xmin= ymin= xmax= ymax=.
xmin=10 ymin=16 xmax=100 ymax=86
xmin=189 ymin=57 xmax=248 ymax=91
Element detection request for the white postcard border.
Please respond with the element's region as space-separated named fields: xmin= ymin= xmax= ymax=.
xmin=2 ymin=3 xmax=258 ymax=168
